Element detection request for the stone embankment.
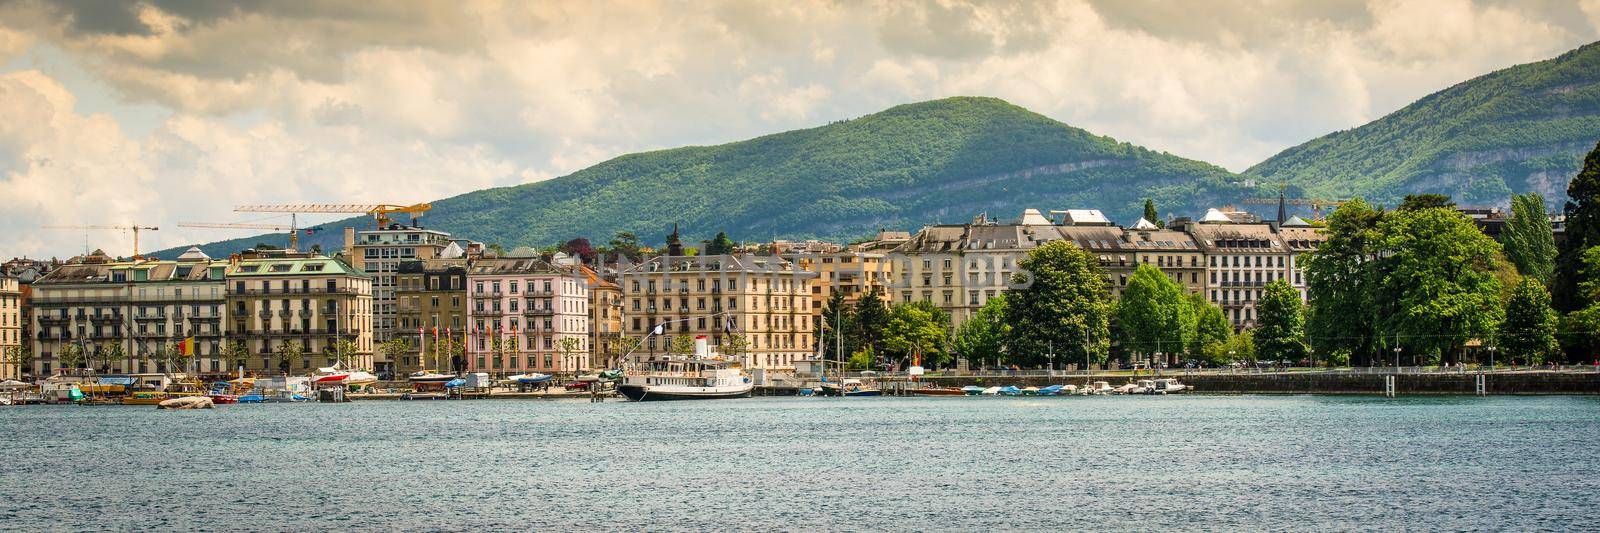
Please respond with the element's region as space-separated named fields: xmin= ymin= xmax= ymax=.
xmin=892 ymin=371 xmax=1600 ymax=395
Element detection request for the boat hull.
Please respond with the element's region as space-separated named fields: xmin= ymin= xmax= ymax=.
xmin=908 ymin=388 xmax=965 ymax=396
xmin=617 ymin=384 xmax=752 ymax=402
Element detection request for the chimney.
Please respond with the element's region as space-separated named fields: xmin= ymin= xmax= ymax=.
xmin=343 ymin=227 xmax=356 ymax=256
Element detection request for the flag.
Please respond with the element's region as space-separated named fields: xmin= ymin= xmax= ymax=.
xmin=179 ymin=337 xmax=196 ymax=357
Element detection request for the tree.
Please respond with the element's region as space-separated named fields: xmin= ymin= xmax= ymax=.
xmin=98 ymin=340 xmax=126 ymax=373
xmin=1497 ymin=278 xmax=1558 ymax=365
xmin=558 ymin=238 xmax=595 ymax=264
xmin=558 ymin=336 xmax=584 ymax=371
xmin=1004 ymin=241 xmax=1113 ymax=367
xmin=952 ymin=294 xmax=1009 ymax=366
xmin=704 ymin=232 xmax=737 ymax=255
xmin=606 ymin=231 xmax=644 ymax=263
xmin=666 ymin=335 xmax=697 ymax=356
xmin=276 ymin=339 xmax=304 ymax=375
xmin=1190 ymin=294 xmax=1231 ymax=357
xmin=851 ymin=287 xmax=889 ymax=356
xmin=883 ymin=300 xmax=950 ymax=368
xmin=1503 ymin=193 xmax=1558 ymax=284
xmin=1554 ymin=141 xmax=1600 ymax=313
xmin=1115 ymin=264 xmax=1195 ymax=364
xmin=1142 ymin=198 xmax=1164 ymax=228
xmin=1255 ymin=279 xmax=1308 ymax=364
xmin=1304 ymin=199 xmax=1385 ymax=365
xmin=7 ymin=345 xmax=34 ymax=378
xmin=1372 ymin=207 xmax=1504 ymax=364
xmin=1398 ymin=193 xmax=1454 ymax=211
xmin=819 ymin=290 xmax=855 ymax=360
xmin=220 ymin=341 xmax=250 ymax=374
xmin=378 ymin=338 xmax=412 ymax=374
xmin=721 ymin=333 xmax=750 ymax=362
xmin=58 ymin=343 xmax=85 ymax=371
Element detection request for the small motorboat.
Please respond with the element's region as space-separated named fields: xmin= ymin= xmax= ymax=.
xmin=158 ymin=396 xmax=214 ymax=409
xmin=997 ymin=386 xmax=1022 ymax=396
xmin=1084 ymin=381 xmax=1112 ymax=395
xmin=344 ymin=372 xmax=379 ymax=386
xmin=960 ymin=386 xmax=985 ymax=396
xmin=1021 ymin=386 xmax=1041 ymax=396
xmin=908 ymin=387 xmax=966 ymax=396
xmin=1061 ymin=384 xmax=1079 ymax=395
xmin=237 ymin=394 xmax=266 ymax=404
xmin=1037 ymin=385 xmax=1064 ymax=396
xmin=121 ymin=392 xmax=168 ymax=405
xmin=1153 ymin=378 xmax=1188 ymax=394
xmin=312 ymin=373 xmax=349 ymax=385
xmin=980 ymin=386 xmax=1001 ymax=395
xmin=208 ymin=394 xmax=239 ymax=404
xmin=820 ymin=378 xmax=882 ymax=397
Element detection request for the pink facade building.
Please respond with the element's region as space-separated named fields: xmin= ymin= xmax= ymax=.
xmin=465 ymin=253 xmax=590 ymax=376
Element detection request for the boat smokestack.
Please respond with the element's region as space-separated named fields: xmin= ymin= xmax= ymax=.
xmin=695 ymin=335 xmax=709 ymax=358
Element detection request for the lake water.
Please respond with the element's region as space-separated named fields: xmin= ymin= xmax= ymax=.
xmin=1 ymin=395 xmax=1596 ymax=531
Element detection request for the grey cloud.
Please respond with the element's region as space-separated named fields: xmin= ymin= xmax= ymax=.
xmin=875 ymin=0 xmax=996 ymax=59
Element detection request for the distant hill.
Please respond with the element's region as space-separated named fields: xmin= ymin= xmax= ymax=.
xmin=157 ymin=97 xmax=1245 ymax=258
xmin=1247 ymin=41 xmax=1600 ymax=207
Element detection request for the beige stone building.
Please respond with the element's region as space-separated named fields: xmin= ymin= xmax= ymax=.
xmin=394 ymin=258 xmax=467 ymax=375
xmin=28 ymin=248 xmax=230 ymax=376
xmin=621 ymin=250 xmax=816 ymax=372
xmin=785 ymin=250 xmax=894 ymax=331
xmin=581 ymin=265 xmax=625 ymax=370
xmin=347 ymin=225 xmax=454 ymax=375
xmin=1179 ymin=209 xmax=1300 ymax=329
xmin=0 ymin=275 xmax=20 ymax=380
xmin=225 ymin=249 xmax=373 ymax=374
xmin=465 ymin=252 xmax=591 ymax=376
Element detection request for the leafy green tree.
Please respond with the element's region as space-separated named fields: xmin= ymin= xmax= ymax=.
xmin=1503 ymin=193 xmax=1558 ymax=284
xmin=1004 ymin=241 xmax=1113 ymax=367
xmin=1115 ymin=264 xmax=1195 ymax=363
xmin=606 ymin=231 xmax=644 ymax=263
xmin=819 ymin=290 xmax=855 ymax=360
xmin=1398 ymin=193 xmax=1454 ymax=211
xmin=1373 ymin=207 xmax=1504 ymax=364
xmin=884 ymin=300 xmax=950 ymax=367
xmin=1554 ymin=141 xmax=1600 ymax=312
xmin=7 ymin=345 xmax=34 ymax=378
xmin=851 ymin=287 xmax=889 ymax=356
xmin=1142 ymin=198 xmax=1163 ymax=228
xmin=1497 ymin=278 xmax=1558 ymax=365
xmin=1255 ymin=279 xmax=1308 ymax=364
xmin=1190 ymin=293 xmax=1231 ymax=356
xmin=1304 ymin=199 xmax=1385 ymax=365
xmin=721 ymin=333 xmax=750 ymax=361
xmin=704 ymin=232 xmax=737 ymax=255
xmin=847 ymin=346 xmax=874 ymax=371
xmin=220 ymin=341 xmax=250 ymax=374
xmin=58 ymin=342 xmax=85 ymax=371
xmin=98 ymin=340 xmax=127 ymax=373
xmin=952 ymin=294 xmax=1009 ymax=366
xmin=558 ymin=336 xmax=584 ymax=370
xmin=378 ymin=338 xmax=412 ymax=372
xmin=276 ymin=339 xmax=304 ymax=375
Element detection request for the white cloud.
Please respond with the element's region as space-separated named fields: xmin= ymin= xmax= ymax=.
xmin=0 ymin=0 xmax=1596 ymax=257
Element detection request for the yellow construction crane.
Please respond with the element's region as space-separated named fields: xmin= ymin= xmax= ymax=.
xmin=178 ymin=215 xmax=322 ymax=251
xmin=232 ymin=202 xmax=433 ymax=228
xmin=41 ymin=224 xmax=159 ymax=259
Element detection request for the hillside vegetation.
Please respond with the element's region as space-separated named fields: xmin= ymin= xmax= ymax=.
xmin=1248 ymin=41 xmax=1600 ymax=206
xmin=164 ymin=97 xmax=1243 ymax=257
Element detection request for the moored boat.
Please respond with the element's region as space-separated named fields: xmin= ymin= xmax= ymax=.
xmin=1152 ymin=378 xmax=1188 ymax=394
xmin=617 ymin=336 xmax=753 ymax=402
xmin=1037 ymin=384 xmax=1064 ymax=396
xmin=960 ymin=385 xmax=985 ymax=396
xmin=908 ymin=387 xmax=966 ymax=396
xmin=158 ymin=396 xmax=214 ymax=409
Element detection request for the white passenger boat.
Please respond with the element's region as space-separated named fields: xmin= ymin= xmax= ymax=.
xmin=1152 ymin=378 xmax=1188 ymax=394
xmin=617 ymin=336 xmax=753 ymax=402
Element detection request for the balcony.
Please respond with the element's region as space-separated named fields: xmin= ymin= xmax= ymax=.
xmin=39 ymin=316 xmax=71 ymax=325
xmin=529 ymin=287 xmax=554 ymax=296
xmin=523 ymin=308 xmax=555 ymax=316
xmin=133 ymin=314 xmax=167 ymax=322
xmin=89 ymin=314 xmax=124 ymax=324
xmin=476 ymin=309 xmax=504 ymax=317
xmin=258 ymin=310 xmax=273 ymax=319
xmin=278 ymin=310 xmax=293 ymax=318
xmin=230 ymin=287 xmax=358 ymax=296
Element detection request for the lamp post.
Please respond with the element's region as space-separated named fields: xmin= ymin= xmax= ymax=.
xmin=1393 ymin=345 xmax=1402 ymax=374
xmin=1153 ymin=351 xmax=1163 ymax=377
xmin=1487 ymin=346 xmax=1496 ymax=372
xmin=1046 ymin=341 xmax=1055 ymax=376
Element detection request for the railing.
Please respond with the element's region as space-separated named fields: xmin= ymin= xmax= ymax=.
xmin=133 ymin=314 xmax=167 ymax=321
xmin=523 ymin=308 xmax=554 ymax=316
xmin=228 ymin=287 xmax=357 ymax=296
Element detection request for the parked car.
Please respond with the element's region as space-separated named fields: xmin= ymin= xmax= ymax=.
xmin=564 ymin=380 xmax=593 ymax=391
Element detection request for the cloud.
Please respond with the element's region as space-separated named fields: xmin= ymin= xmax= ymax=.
xmin=0 ymin=0 xmax=1596 ymax=257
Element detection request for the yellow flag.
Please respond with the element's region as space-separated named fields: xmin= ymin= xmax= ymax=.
xmin=180 ymin=337 xmax=196 ymax=357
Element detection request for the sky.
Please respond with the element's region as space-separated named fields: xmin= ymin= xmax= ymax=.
xmin=2 ymin=0 xmax=1599 ymax=259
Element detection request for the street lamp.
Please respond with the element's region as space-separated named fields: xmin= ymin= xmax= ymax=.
xmin=1046 ymin=340 xmax=1055 ymax=375
xmin=1393 ymin=345 xmax=1402 ymax=374
xmin=1153 ymin=352 xmax=1163 ymax=376
xmin=1487 ymin=346 xmax=1497 ymax=372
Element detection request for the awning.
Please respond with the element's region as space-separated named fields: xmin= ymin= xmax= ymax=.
xmin=97 ymin=376 xmax=137 ymax=386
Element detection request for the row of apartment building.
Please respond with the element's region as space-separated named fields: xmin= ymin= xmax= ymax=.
xmin=8 ymin=205 xmax=1336 ymax=378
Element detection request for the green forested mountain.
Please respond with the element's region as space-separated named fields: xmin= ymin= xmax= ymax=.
xmin=162 ymin=97 xmax=1244 ymax=257
xmin=1247 ymin=41 xmax=1600 ymax=206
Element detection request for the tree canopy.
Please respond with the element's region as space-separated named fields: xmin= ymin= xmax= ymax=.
xmin=1503 ymin=192 xmax=1557 ymax=284
xmin=1255 ymin=279 xmax=1308 ymax=364
xmin=1497 ymin=278 xmax=1559 ymax=364
xmin=1004 ymin=241 xmax=1113 ymax=367
xmin=1115 ymin=264 xmax=1195 ymax=361
xmin=952 ymin=294 xmax=1009 ymax=366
